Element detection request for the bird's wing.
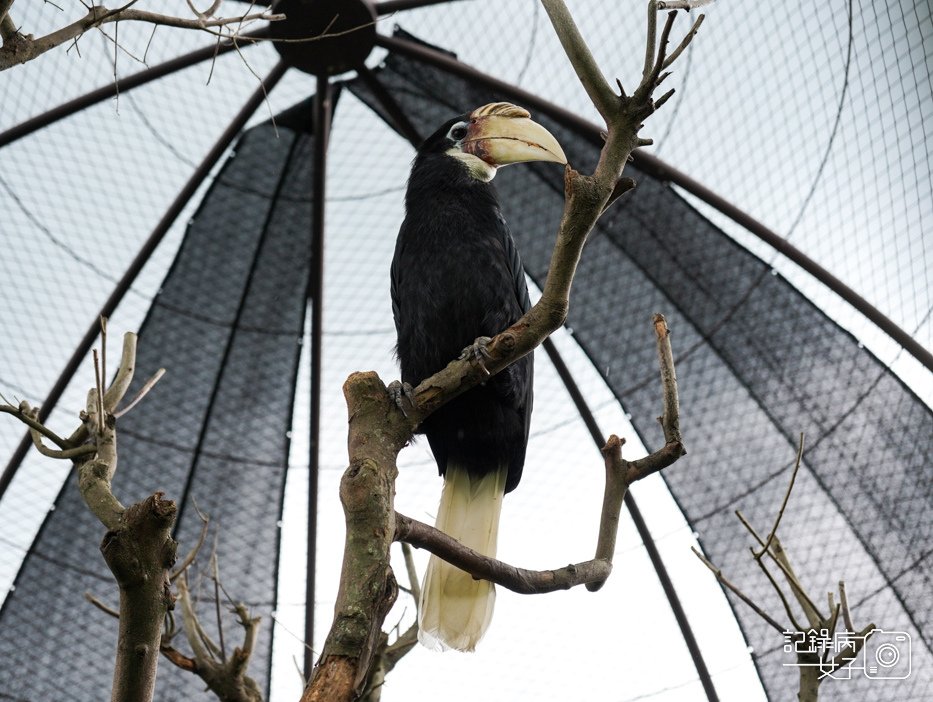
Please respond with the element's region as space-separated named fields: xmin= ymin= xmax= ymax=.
xmin=390 ymin=235 xmax=403 ymax=338
xmin=494 ymin=208 xmax=534 ymax=484
xmin=494 ymin=209 xmax=532 ymax=314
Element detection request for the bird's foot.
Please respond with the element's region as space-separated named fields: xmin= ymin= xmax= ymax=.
xmin=459 ymin=336 xmax=493 ymax=376
xmin=387 ymin=380 xmax=416 ymax=417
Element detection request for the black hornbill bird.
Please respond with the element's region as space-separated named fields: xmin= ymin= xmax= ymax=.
xmin=391 ymin=102 xmax=566 ymax=651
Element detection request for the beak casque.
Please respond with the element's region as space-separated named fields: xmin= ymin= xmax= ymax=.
xmin=462 ymin=102 xmax=568 ymax=167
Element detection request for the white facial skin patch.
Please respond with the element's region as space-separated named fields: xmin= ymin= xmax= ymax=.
xmin=446 ymin=147 xmax=498 ymax=182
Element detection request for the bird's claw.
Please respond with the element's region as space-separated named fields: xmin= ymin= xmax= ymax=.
xmin=459 ymin=336 xmax=493 ymax=376
xmin=387 ymin=380 xmax=416 ymax=417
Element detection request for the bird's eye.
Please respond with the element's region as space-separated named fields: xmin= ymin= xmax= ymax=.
xmin=449 ymin=123 xmax=468 ymax=141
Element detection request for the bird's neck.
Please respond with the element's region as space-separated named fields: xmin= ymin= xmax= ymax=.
xmin=405 ymin=154 xmax=499 ymax=213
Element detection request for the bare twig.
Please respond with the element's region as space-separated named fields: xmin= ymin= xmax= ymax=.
xmin=691 ymin=547 xmax=785 ymax=633
xmin=0 ymin=4 xmax=284 ymax=70
xmin=749 ymin=546 xmax=805 ymax=632
xmin=0 ymin=401 xmax=70 ymax=449
xmin=400 ymin=542 xmax=420 ymax=604
xmin=114 ymin=368 xmax=165 ymax=418
xmin=839 ymin=580 xmax=854 ymax=632
xmin=93 ymin=349 xmax=105 ymax=436
xmin=539 ymin=0 xmax=616 ymax=120
xmin=692 ymin=441 xmax=881 ymax=702
xmin=28 ymin=426 xmax=96 ymax=459
xmin=173 ymin=566 xmax=263 ymax=701
xmin=100 ymin=316 xmax=108 ymax=399
xmin=170 ymin=502 xmax=210 ymax=582
xmin=211 ymin=536 xmax=227 ymax=661
xmin=658 ymin=0 xmax=714 ymax=9
xmin=102 ymin=331 xmax=137 ymax=412
xmin=0 ymin=6 xmax=15 ymax=44
xmin=654 ymin=313 xmax=681 ymax=444
xmin=85 ymin=591 xmax=120 ymax=618
xmin=756 ymin=433 xmax=804 ymax=559
xmin=662 ymin=13 xmax=705 ymax=70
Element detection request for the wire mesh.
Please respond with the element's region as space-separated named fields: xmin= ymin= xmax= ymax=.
xmin=0 ymin=1 xmax=930 ymax=701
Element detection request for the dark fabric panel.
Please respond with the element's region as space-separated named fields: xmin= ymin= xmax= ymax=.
xmin=0 ymin=112 xmax=315 ymax=700
xmin=349 ymin=32 xmax=933 ymax=700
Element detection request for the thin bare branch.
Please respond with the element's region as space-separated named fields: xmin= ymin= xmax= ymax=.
xmin=93 ymin=349 xmax=105 ymax=436
xmin=658 ymin=0 xmax=714 ymax=9
xmin=211 ymin=535 xmax=227 ymax=661
xmin=691 ymin=547 xmax=786 ymax=633
xmin=654 ymin=313 xmax=681 ymax=444
xmin=400 ymin=542 xmax=420 ymax=604
xmin=0 ymin=0 xmax=14 ymax=25
xmin=0 ymin=11 xmax=15 ymax=44
xmin=735 ymin=510 xmax=823 ymax=621
xmin=29 ymin=427 xmax=96 ymax=459
xmin=0 ymin=402 xmax=70 ymax=449
xmin=643 ymin=0 xmax=659 ymax=81
xmin=179 ymin=574 xmax=222 ymax=662
xmin=540 ymin=0 xmax=616 ymax=118
xmin=839 ymin=580 xmax=855 ymax=632
xmin=85 ymin=591 xmax=120 ymax=618
xmin=170 ymin=504 xmax=210 ymax=582
xmin=750 ymin=547 xmax=805 ymax=632
xmin=100 ymin=316 xmax=108 ymax=398
xmin=662 ymin=13 xmax=705 ymax=69
xmin=756 ymin=433 xmax=804 ymax=559
xmin=0 ymin=5 xmax=284 ymax=70
xmin=102 ymin=332 xmax=137 ymax=411
xmin=114 ymin=368 xmax=165 ymax=418
xmin=396 ymin=512 xmax=611 ymax=594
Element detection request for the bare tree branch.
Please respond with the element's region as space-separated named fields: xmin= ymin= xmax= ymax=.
xmin=173 ymin=571 xmax=264 ymax=702
xmin=303 ymin=3 xmax=704 ymax=699
xmin=691 ymin=547 xmax=786 ymax=633
xmin=396 ymin=513 xmax=612 ymax=593
xmin=692 ymin=443 xmax=881 ymax=702
xmin=0 ymin=401 xmax=72 ymax=449
xmin=1 ymin=326 xmax=178 ymax=702
xmin=756 ymin=432 xmax=804 ymax=559
xmin=0 ymin=3 xmax=284 ymax=70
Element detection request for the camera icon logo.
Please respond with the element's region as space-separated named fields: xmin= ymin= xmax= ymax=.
xmin=863 ymin=630 xmax=911 ymax=680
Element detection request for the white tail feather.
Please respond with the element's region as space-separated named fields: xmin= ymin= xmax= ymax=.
xmin=418 ymin=463 xmax=507 ymax=652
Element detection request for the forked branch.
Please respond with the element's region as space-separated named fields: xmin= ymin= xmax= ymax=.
xmin=394 ymin=314 xmax=686 ymax=595
xmin=692 ymin=441 xmax=880 ymax=702
xmin=307 ymin=3 xmax=704 ymax=700
xmin=0 ymin=2 xmax=284 ymax=70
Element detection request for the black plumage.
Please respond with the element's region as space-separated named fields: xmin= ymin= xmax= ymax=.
xmin=389 ymin=102 xmax=565 ymax=651
xmin=391 ymin=116 xmax=533 ymax=495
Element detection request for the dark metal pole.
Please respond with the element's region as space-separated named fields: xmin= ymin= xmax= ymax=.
xmin=376 ymin=0 xmax=466 ymax=14
xmin=0 ymin=28 xmax=269 ymax=149
xmin=0 ymin=60 xmax=289 ymax=503
xmin=542 ymin=339 xmax=720 ymax=702
xmin=305 ymin=74 xmax=333 ymax=680
xmin=355 ymin=64 xmax=423 ymax=145
xmin=374 ymin=34 xmax=933 ymax=373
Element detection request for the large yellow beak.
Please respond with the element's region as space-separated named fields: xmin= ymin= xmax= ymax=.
xmin=461 ymin=102 xmax=567 ymax=167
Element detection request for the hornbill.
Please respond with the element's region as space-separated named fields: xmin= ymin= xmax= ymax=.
xmin=391 ymin=102 xmax=566 ymax=651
